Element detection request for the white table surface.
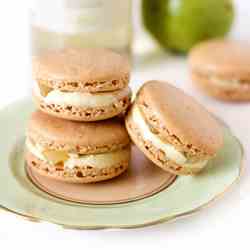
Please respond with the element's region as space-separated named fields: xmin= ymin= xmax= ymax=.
xmin=0 ymin=0 xmax=249 ymax=249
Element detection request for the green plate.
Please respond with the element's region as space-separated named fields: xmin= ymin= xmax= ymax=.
xmin=0 ymin=98 xmax=243 ymax=229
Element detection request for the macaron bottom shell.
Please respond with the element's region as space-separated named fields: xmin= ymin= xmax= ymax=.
xmin=191 ymin=72 xmax=250 ymax=102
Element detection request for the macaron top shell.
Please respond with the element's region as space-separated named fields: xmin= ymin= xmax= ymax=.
xmin=189 ymin=39 xmax=250 ymax=80
xmin=27 ymin=111 xmax=130 ymax=154
xmin=33 ymin=48 xmax=130 ymax=92
xmin=136 ymin=81 xmax=223 ymax=156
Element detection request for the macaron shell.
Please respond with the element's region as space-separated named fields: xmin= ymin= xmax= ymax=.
xmin=27 ymin=111 xmax=130 ymax=155
xmin=33 ymin=88 xmax=131 ymax=122
xmin=26 ymin=151 xmax=129 ymax=184
xmin=191 ymin=72 xmax=250 ymax=102
xmin=125 ymin=113 xmax=203 ymax=175
xmin=33 ymin=48 xmax=130 ymax=93
xmin=137 ymin=81 xmax=223 ymax=157
xmin=189 ymin=39 xmax=250 ymax=80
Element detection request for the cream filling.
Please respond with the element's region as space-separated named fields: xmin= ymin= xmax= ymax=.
xmin=34 ymin=82 xmax=130 ymax=108
xmin=26 ymin=139 xmax=46 ymax=161
xmin=26 ymin=139 xmax=130 ymax=169
xmin=131 ymin=106 xmax=208 ymax=169
xmin=210 ymin=77 xmax=243 ymax=87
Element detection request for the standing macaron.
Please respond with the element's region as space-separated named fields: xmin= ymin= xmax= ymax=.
xmin=32 ymin=48 xmax=132 ymax=121
xmin=189 ymin=39 xmax=250 ymax=101
xmin=26 ymin=111 xmax=130 ymax=183
xmin=126 ymin=81 xmax=223 ymax=175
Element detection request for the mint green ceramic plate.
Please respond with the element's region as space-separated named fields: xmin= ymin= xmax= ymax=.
xmin=0 ymin=98 xmax=243 ymax=229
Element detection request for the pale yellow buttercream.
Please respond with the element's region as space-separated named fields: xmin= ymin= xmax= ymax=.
xmin=26 ymin=139 xmax=130 ymax=169
xmin=34 ymin=82 xmax=130 ymax=108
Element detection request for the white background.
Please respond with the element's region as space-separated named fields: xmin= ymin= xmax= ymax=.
xmin=0 ymin=0 xmax=249 ymax=249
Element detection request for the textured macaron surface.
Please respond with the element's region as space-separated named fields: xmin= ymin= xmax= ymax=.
xmin=27 ymin=111 xmax=130 ymax=154
xmin=33 ymin=48 xmax=130 ymax=92
xmin=136 ymin=81 xmax=223 ymax=157
xmin=189 ymin=39 xmax=250 ymax=80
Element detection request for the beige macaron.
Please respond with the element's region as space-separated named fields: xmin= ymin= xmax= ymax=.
xmin=32 ymin=48 xmax=132 ymax=121
xmin=189 ymin=39 xmax=250 ymax=102
xmin=26 ymin=111 xmax=130 ymax=183
xmin=125 ymin=81 xmax=223 ymax=175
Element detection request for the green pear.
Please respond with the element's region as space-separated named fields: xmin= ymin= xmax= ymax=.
xmin=142 ymin=0 xmax=234 ymax=53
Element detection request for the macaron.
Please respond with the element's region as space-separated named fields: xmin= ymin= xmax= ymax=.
xmin=32 ymin=48 xmax=132 ymax=121
xmin=189 ymin=39 xmax=250 ymax=102
xmin=125 ymin=81 xmax=223 ymax=175
xmin=26 ymin=111 xmax=131 ymax=183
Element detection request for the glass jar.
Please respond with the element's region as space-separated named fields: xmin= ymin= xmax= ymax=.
xmin=31 ymin=0 xmax=132 ymax=57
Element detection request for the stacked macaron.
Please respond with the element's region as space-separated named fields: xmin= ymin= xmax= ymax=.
xmin=26 ymin=48 xmax=132 ymax=183
xmin=26 ymin=113 xmax=130 ymax=183
xmin=32 ymin=48 xmax=131 ymax=121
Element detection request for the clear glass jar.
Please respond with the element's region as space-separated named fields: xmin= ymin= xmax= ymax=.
xmin=31 ymin=0 xmax=132 ymax=57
